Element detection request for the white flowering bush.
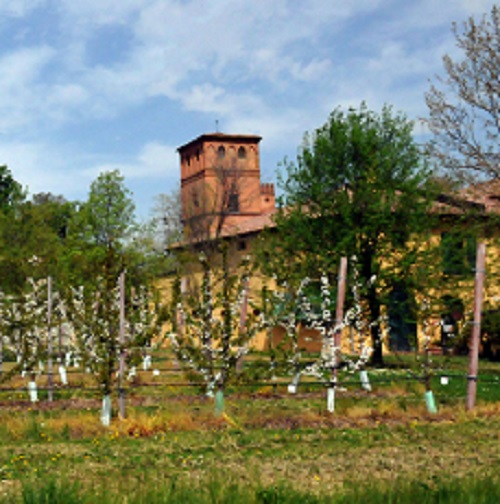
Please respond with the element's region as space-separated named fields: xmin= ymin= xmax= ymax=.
xmin=169 ymin=245 xmax=261 ymax=397
xmin=67 ymin=275 xmax=165 ymax=401
xmin=0 ymin=279 xmax=51 ymax=383
xmin=260 ymin=278 xmax=314 ymax=389
xmin=263 ymin=261 xmax=378 ymax=399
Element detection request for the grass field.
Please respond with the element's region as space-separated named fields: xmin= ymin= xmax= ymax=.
xmin=0 ymin=354 xmax=499 ymax=502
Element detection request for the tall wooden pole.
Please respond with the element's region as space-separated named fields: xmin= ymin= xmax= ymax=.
xmin=0 ymin=298 xmax=3 ymax=375
xmin=118 ymin=271 xmax=126 ymax=419
xmin=47 ymin=276 xmax=53 ymax=402
xmin=327 ymin=257 xmax=348 ymax=413
xmin=236 ymin=277 xmax=249 ymax=373
xmin=332 ymin=257 xmax=348 ymax=383
xmin=466 ymin=242 xmax=486 ymax=411
xmin=334 ymin=257 xmax=348 ymax=349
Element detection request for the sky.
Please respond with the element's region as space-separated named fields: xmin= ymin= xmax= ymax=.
xmin=0 ymin=0 xmax=496 ymax=220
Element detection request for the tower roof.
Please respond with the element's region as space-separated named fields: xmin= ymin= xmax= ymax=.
xmin=177 ymin=132 xmax=262 ymax=153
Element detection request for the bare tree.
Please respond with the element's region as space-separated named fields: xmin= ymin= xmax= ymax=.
xmin=183 ymin=159 xmax=248 ymax=250
xmin=425 ymin=6 xmax=500 ymax=180
xmin=151 ymin=190 xmax=183 ymax=249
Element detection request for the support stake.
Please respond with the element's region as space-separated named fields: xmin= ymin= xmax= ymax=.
xmin=466 ymin=242 xmax=485 ymax=411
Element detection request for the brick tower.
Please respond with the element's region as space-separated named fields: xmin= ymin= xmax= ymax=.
xmin=178 ymin=133 xmax=275 ymax=240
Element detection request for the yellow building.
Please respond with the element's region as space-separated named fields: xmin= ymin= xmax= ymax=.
xmin=170 ymin=132 xmax=500 ymax=357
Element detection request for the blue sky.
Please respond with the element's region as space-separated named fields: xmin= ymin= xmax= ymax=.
xmin=0 ymin=0 xmax=496 ymax=220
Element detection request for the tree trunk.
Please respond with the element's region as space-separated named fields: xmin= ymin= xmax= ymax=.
xmin=369 ymin=298 xmax=384 ymax=367
xmin=361 ymin=249 xmax=384 ymax=367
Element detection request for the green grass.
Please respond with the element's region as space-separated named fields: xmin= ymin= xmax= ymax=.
xmin=0 ymin=410 xmax=498 ymax=501
xmin=0 ymin=354 xmax=498 ymax=501
xmin=6 ymin=474 xmax=500 ymax=503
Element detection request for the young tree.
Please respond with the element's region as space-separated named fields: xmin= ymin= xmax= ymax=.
xmin=63 ymin=170 xmax=159 ymax=423
xmin=68 ymin=275 xmax=164 ymax=424
xmin=261 ymin=104 xmax=438 ymax=366
xmin=169 ymin=244 xmax=260 ymax=413
xmin=426 ymin=5 xmax=500 ymax=180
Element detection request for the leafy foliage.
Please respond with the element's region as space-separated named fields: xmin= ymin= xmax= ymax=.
xmin=259 ymin=104 xmax=439 ymax=365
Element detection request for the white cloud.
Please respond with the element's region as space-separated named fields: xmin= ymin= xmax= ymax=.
xmin=458 ymin=0 xmax=496 ymax=15
xmin=0 ymin=46 xmax=55 ymax=132
xmin=0 ymin=0 xmax=495 ymax=217
xmin=0 ymin=0 xmax=43 ymax=17
xmin=0 ymin=1 xmax=412 ymax=133
xmin=0 ymin=141 xmax=88 ymax=199
xmin=82 ymin=142 xmax=178 ymax=181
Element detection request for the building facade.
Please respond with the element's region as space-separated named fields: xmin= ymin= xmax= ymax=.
xmin=177 ymin=133 xmax=276 ymax=242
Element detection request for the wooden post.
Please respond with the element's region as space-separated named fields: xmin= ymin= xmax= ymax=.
xmin=466 ymin=242 xmax=486 ymax=411
xmin=332 ymin=257 xmax=347 ymax=386
xmin=118 ymin=271 xmax=126 ymax=419
xmin=47 ymin=276 xmax=53 ymax=402
xmin=334 ymin=257 xmax=348 ymax=349
xmin=177 ymin=277 xmax=187 ymax=335
xmin=329 ymin=257 xmax=348 ymax=410
xmin=0 ymin=301 xmax=3 ymax=375
xmin=236 ymin=277 xmax=249 ymax=373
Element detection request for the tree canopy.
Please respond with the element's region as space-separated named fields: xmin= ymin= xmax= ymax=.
xmin=65 ymin=170 xmax=136 ymax=287
xmin=0 ymin=165 xmax=24 ymax=212
xmin=259 ymin=104 xmax=439 ymax=365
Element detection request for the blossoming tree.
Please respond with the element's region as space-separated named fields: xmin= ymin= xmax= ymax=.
xmin=169 ymin=244 xmax=260 ymax=414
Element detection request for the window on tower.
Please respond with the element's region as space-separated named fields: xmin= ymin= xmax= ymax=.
xmin=218 ymin=146 xmax=226 ymax=159
xmin=227 ymin=192 xmax=239 ymax=213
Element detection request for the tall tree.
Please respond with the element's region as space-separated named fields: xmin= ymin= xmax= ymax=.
xmin=64 ymin=170 xmax=162 ymax=423
xmin=0 ymin=167 xmax=31 ymax=293
xmin=66 ymin=170 xmax=136 ymax=287
xmin=0 ymin=165 xmax=24 ymax=212
xmin=260 ymin=104 xmax=438 ymax=366
xmin=426 ymin=5 xmax=500 ymax=180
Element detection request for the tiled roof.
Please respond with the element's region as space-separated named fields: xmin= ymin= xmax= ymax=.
xmin=456 ymin=178 xmax=500 ymax=213
xmin=217 ymin=211 xmax=277 ymax=238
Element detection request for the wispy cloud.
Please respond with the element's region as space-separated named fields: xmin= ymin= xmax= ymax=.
xmin=0 ymin=0 xmax=496 ymax=217
xmin=82 ymin=141 xmax=178 ymax=181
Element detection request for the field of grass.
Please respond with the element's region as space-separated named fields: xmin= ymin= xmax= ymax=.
xmin=0 ymin=354 xmax=498 ymax=502
xmin=0 ymin=398 xmax=499 ymax=502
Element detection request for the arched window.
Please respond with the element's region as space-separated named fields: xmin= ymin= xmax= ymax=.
xmin=238 ymin=146 xmax=246 ymax=159
xmin=218 ymin=146 xmax=226 ymax=159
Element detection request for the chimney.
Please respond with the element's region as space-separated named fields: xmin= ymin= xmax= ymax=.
xmin=260 ymin=183 xmax=276 ymax=214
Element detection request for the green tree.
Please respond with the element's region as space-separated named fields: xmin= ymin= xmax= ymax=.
xmin=0 ymin=165 xmax=24 ymax=212
xmin=260 ymin=104 xmax=438 ymax=366
xmin=66 ymin=170 xmax=136 ymax=287
xmin=0 ymin=170 xmax=50 ymax=294
xmin=64 ymin=170 xmax=156 ymax=422
xmin=426 ymin=5 xmax=500 ymax=180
